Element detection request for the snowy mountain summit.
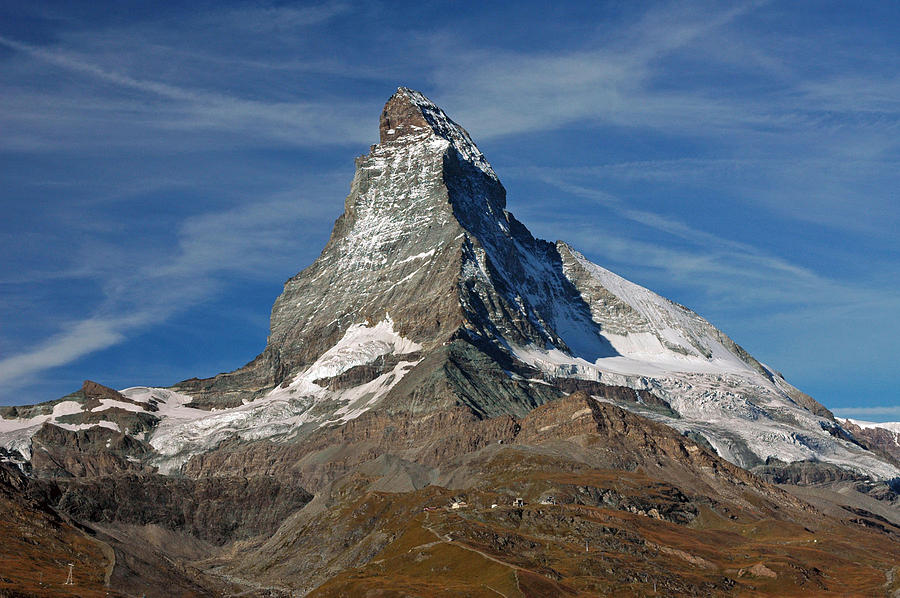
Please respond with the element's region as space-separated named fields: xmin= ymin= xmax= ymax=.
xmin=2 ymin=87 xmax=897 ymax=480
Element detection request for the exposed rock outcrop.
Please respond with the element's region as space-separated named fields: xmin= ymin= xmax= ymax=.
xmin=30 ymin=423 xmax=152 ymax=478
xmin=752 ymin=458 xmax=872 ymax=486
xmin=842 ymin=419 xmax=900 ymax=468
xmin=33 ymin=473 xmax=312 ymax=546
xmin=183 ymin=404 xmax=520 ymax=492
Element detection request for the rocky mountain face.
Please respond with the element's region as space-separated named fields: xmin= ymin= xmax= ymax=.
xmin=1 ymin=88 xmax=899 ymax=596
xmin=841 ymin=419 xmax=900 ymax=467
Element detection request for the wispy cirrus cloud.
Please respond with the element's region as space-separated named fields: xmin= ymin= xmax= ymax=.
xmin=514 ymin=153 xmax=900 ymax=235
xmin=515 ymin=163 xmax=900 ymax=314
xmin=0 ymin=318 xmax=128 ymax=384
xmin=0 ymin=176 xmax=344 ymax=389
xmin=206 ymin=1 xmax=351 ymax=33
xmin=423 ymin=2 xmax=782 ymax=139
xmin=0 ymin=4 xmax=369 ymax=397
xmin=553 ymin=221 xmax=899 ymax=316
xmin=418 ymin=0 xmax=900 ymax=199
xmin=0 ymin=33 xmax=373 ymax=151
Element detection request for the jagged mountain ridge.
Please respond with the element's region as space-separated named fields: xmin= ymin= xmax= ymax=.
xmin=1 ymin=87 xmax=897 ymax=481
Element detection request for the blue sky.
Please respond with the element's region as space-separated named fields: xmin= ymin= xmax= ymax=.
xmin=1 ymin=1 xmax=898 ymax=420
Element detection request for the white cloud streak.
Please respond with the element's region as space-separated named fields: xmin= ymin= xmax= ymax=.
xmin=423 ymin=2 xmax=780 ymax=139
xmin=0 ymin=34 xmax=373 ymax=150
xmin=0 ymin=182 xmax=343 ymax=389
xmin=208 ymin=2 xmax=351 ymax=32
xmin=522 ymin=171 xmax=900 ymax=316
xmin=0 ymin=319 xmax=126 ymax=385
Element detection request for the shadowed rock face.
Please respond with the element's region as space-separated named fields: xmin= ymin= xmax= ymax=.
xmin=33 ymin=473 xmax=313 ymax=546
xmin=752 ymin=459 xmax=874 ymax=485
xmin=30 ymin=423 xmax=152 ymax=478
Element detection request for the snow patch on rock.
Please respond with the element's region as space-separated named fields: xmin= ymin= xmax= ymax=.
xmin=146 ymin=318 xmax=422 ymax=474
xmin=55 ymin=421 xmax=121 ymax=433
xmin=297 ymin=316 xmax=421 ymax=383
xmin=847 ymin=419 xmax=900 ymax=434
xmin=0 ymin=399 xmax=123 ymax=460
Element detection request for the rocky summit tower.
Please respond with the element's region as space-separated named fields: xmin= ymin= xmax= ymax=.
xmin=175 ymin=87 xmax=612 ymax=417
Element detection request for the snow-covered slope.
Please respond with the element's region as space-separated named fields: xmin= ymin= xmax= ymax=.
xmin=558 ymin=246 xmax=763 ymax=375
xmin=848 ymin=420 xmax=900 ymax=434
xmin=0 ymin=318 xmax=423 ymax=474
xmin=148 ymin=317 xmax=422 ymax=472
xmin=0 ymin=400 xmax=95 ymax=459
xmin=505 ymin=244 xmax=897 ymax=478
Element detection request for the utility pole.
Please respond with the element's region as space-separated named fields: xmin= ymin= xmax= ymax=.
xmin=64 ymin=562 xmax=74 ymax=585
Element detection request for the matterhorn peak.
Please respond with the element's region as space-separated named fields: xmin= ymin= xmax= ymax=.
xmin=64 ymin=84 xmax=894 ymax=482
xmin=378 ymin=87 xmax=433 ymax=143
xmin=377 ymin=87 xmax=496 ymax=179
xmin=3 ymin=79 xmax=900 ymax=598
